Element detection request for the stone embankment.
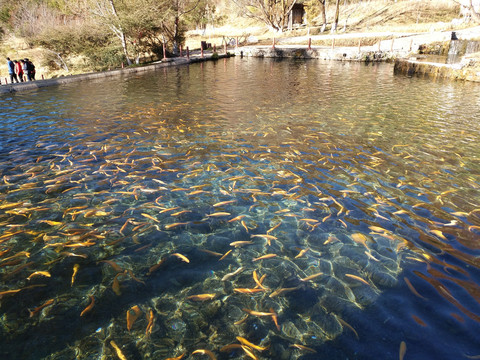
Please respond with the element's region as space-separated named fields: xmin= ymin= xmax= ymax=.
xmin=233 ymin=29 xmax=443 ymax=61
xmin=234 ymin=45 xmax=406 ymax=62
xmin=393 ymin=57 xmax=480 ymax=82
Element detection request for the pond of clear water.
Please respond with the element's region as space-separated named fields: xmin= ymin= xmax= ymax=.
xmin=0 ymin=58 xmax=480 ymax=360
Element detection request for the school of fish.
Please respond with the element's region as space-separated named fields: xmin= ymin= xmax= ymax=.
xmin=1 ymin=61 xmax=479 ymax=360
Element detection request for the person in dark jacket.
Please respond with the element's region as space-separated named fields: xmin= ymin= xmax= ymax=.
xmin=27 ymin=59 xmax=36 ymax=81
xmin=7 ymin=57 xmax=19 ymax=83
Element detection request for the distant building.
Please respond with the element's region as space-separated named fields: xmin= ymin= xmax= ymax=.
xmin=288 ymin=2 xmax=306 ymax=30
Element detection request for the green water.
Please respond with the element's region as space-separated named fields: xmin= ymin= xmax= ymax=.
xmin=0 ymin=58 xmax=479 ymax=360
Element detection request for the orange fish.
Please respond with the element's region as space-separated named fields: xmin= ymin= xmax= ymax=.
xmin=126 ymin=305 xmax=142 ymax=331
xmin=112 ymin=272 xmax=123 ymax=295
xmin=170 ymin=210 xmax=191 ymax=216
xmin=250 ymin=234 xmax=277 ymax=245
xmin=213 ymin=200 xmax=236 ymax=207
xmin=266 ymin=222 xmax=281 ymax=234
xmin=269 ymin=287 xmax=299 ymax=298
xmin=243 ymin=308 xmax=274 ymax=316
xmin=165 ymin=222 xmax=189 ymax=230
xmin=147 ymin=258 xmax=166 ymax=276
xmin=253 ymin=254 xmax=277 ymax=261
xmin=145 ymin=309 xmax=155 ymax=335
xmin=270 ymin=308 xmax=280 ymax=331
xmin=219 ymin=250 xmax=232 ymax=261
xmin=141 ymin=213 xmax=159 ymax=222
xmin=186 ymin=294 xmax=216 ymax=301
xmin=171 ymin=253 xmax=190 ymax=263
xmin=230 ymin=241 xmax=253 ymax=247
xmin=241 ymin=346 xmax=258 ymax=360
xmin=198 ymin=249 xmax=223 ymax=257
xmin=338 ymin=318 xmax=359 ymax=339
xmin=300 ymin=273 xmax=323 ymax=282
xmin=345 ymin=273 xmax=370 ymax=286
xmin=351 ymin=233 xmax=369 ymax=249
xmin=399 ymin=341 xmax=407 ymax=360
xmin=220 ymin=344 xmax=244 ymax=352
xmin=191 ymin=349 xmax=216 ymax=360
xmin=404 ymin=277 xmax=426 ymax=300
xmin=80 ymin=295 xmax=95 ymax=317
xmin=241 ymin=220 xmax=249 ymax=232
xmin=98 ymin=260 xmax=123 ymax=273
xmin=207 ymin=212 xmax=231 ymax=217
xmin=29 ymin=298 xmax=54 ymax=317
xmin=252 ymin=270 xmax=267 ymax=290
xmin=110 ymin=340 xmax=127 ymax=360
xmin=27 ymin=271 xmax=51 ymax=281
xmin=294 ymin=248 xmax=309 ymax=258
xmin=228 ymin=215 xmax=246 ymax=222
xmin=236 ymin=336 xmax=268 ymax=351
xmin=234 ymin=288 xmax=266 ymax=294
xmin=71 ymin=264 xmax=80 ymax=287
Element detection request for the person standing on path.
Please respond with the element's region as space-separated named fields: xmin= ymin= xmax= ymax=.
xmin=28 ymin=59 xmax=36 ymax=81
xmin=6 ymin=57 xmax=19 ymax=83
xmin=14 ymin=60 xmax=24 ymax=82
xmin=22 ymin=59 xmax=31 ymax=81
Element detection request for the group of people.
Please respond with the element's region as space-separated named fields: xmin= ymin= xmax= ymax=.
xmin=6 ymin=57 xmax=36 ymax=84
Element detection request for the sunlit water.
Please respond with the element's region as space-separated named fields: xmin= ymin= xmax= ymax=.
xmin=1 ymin=58 xmax=480 ymax=360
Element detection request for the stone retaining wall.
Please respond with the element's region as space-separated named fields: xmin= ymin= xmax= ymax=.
xmin=235 ymin=45 xmax=409 ymax=62
xmin=394 ymin=58 xmax=480 ymax=82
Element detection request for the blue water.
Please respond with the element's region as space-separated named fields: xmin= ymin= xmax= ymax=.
xmin=0 ymin=58 xmax=479 ymax=360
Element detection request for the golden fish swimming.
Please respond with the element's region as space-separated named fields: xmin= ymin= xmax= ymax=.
xmin=80 ymin=295 xmax=95 ymax=317
xmin=191 ymin=349 xmax=216 ymax=360
xmin=236 ymin=336 xmax=268 ymax=351
xmin=126 ymin=305 xmax=142 ymax=331
xmin=253 ymin=254 xmax=277 ymax=261
xmin=242 ymin=308 xmax=274 ymax=316
xmin=171 ymin=253 xmax=190 ymax=263
xmin=186 ymin=294 xmax=216 ymax=301
xmin=27 ymin=271 xmax=51 ymax=281
xmin=71 ymin=264 xmax=80 ymax=287
xmin=234 ymin=288 xmax=266 ymax=294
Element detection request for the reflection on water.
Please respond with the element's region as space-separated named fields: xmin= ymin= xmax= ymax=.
xmin=1 ymin=58 xmax=480 ymax=360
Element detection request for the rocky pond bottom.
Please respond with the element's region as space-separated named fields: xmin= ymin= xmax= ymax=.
xmin=0 ymin=58 xmax=480 ymax=359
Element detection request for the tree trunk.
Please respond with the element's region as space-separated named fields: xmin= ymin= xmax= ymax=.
xmin=108 ymin=0 xmax=132 ymax=65
xmin=332 ymin=0 xmax=340 ymax=32
xmin=317 ymin=0 xmax=326 ymax=31
xmin=468 ymin=0 xmax=480 ymax=22
xmin=172 ymin=16 xmax=180 ymax=55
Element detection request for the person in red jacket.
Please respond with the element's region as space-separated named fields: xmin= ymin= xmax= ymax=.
xmin=14 ymin=60 xmax=24 ymax=82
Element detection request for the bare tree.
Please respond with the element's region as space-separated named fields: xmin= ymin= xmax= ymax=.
xmin=331 ymin=0 xmax=341 ymax=32
xmin=317 ymin=0 xmax=327 ymax=32
xmin=462 ymin=0 xmax=480 ymax=22
xmin=163 ymin=0 xmax=201 ymax=54
xmin=89 ymin=0 xmax=132 ymax=65
xmin=232 ymin=0 xmax=298 ymax=32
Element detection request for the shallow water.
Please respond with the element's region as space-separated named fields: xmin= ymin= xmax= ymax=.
xmin=0 ymin=58 xmax=480 ymax=360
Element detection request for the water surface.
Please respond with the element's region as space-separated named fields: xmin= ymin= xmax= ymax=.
xmin=1 ymin=58 xmax=480 ymax=360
